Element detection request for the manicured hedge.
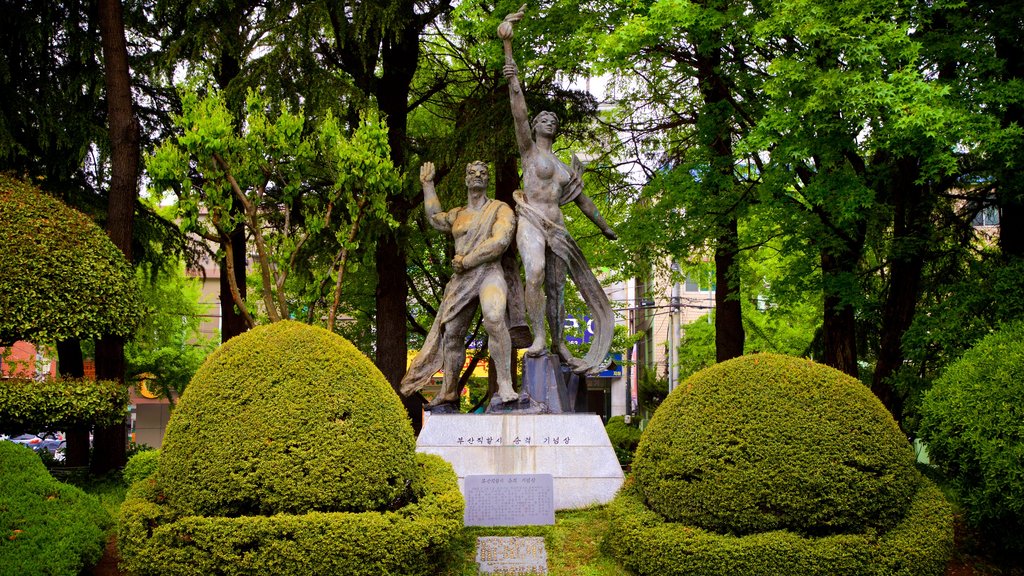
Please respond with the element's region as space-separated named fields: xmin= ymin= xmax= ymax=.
xmin=919 ymin=320 xmax=1024 ymax=552
xmin=119 ymin=322 xmax=463 ymax=575
xmin=633 ymin=353 xmax=918 ymax=536
xmin=0 ymin=174 xmax=140 ymax=345
xmin=118 ymin=453 xmax=464 ymax=576
xmin=0 ymin=441 xmax=111 ymax=576
xmin=606 ymin=477 xmax=953 ymax=576
xmin=607 ymin=354 xmax=953 ymax=575
xmin=158 ymin=321 xmax=418 ymax=517
xmin=0 ymin=377 xmax=129 ymax=434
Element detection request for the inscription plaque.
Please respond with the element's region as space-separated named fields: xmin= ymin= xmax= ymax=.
xmin=464 ymin=474 xmax=555 ymax=527
xmin=476 ymin=536 xmax=548 ymax=575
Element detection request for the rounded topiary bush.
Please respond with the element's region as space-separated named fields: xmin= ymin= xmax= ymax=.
xmin=919 ymin=320 xmax=1024 ymax=552
xmin=607 ymin=353 xmax=953 ymax=576
xmin=118 ymin=321 xmax=463 ymax=576
xmin=158 ymin=320 xmax=417 ymax=517
xmin=0 ymin=442 xmax=111 ymax=576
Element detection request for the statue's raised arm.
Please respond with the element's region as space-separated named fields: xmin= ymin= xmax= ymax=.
xmin=498 ymin=5 xmax=534 ymax=156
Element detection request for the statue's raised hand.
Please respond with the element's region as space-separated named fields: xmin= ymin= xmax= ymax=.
xmin=498 ymin=4 xmax=526 ymax=40
xmin=419 ymin=162 xmax=435 ymax=185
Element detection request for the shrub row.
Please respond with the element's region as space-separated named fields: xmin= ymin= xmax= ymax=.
xmin=0 ymin=441 xmax=111 ymax=576
xmin=605 ymin=477 xmax=953 ymax=576
xmin=0 ymin=377 xmax=129 ymax=434
xmin=118 ymin=452 xmax=464 ymax=576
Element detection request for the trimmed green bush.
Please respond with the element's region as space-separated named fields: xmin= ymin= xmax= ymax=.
xmin=0 ymin=378 xmax=129 ymax=434
xmin=158 ymin=321 xmax=418 ymax=517
xmin=606 ymin=477 xmax=953 ymax=576
xmin=608 ymin=353 xmax=953 ymax=575
xmin=119 ymin=321 xmax=463 ymax=575
xmin=0 ymin=441 xmax=111 ymax=576
xmin=0 ymin=174 xmax=140 ymax=345
xmin=119 ymin=453 xmax=463 ymax=576
xmin=919 ymin=320 xmax=1024 ymax=552
xmin=605 ymin=415 xmax=642 ymax=466
xmin=123 ymin=449 xmax=160 ymax=487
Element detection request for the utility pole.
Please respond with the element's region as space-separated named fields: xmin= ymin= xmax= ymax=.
xmin=669 ymin=261 xmax=681 ymax=393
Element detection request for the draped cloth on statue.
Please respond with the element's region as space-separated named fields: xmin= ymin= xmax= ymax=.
xmin=513 ymin=190 xmax=612 ymax=375
xmin=400 ymin=198 xmax=509 ymax=395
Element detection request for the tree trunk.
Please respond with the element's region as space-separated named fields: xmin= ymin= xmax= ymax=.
xmin=56 ymin=339 xmax=89 ymax=467
xmin=375 ymin=234 xmax=420 ymax=432
xmin=694 ymin=13 xmax=745 ymax=363
xmin=821 ymin=250 xmax=859 ymax=378
xmin=94 ymin=0 xmax=139 ymax=474
xmin=871 ymin=160 xmax=931 ymax=421
xmin=373 ymin=21 xmax=420 ymax=429
xmin=995 ymin=33 xmax=1024 ymax=258
xmin=220 ymin=215 xmax=249 ymax=342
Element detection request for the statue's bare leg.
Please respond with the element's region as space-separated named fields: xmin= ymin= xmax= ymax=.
xmin=480 ymin=272 xmax=518 ymax=403
xmin=545 ymin=254 xmax=585 ymax=370
xmin=517 ymin=218 xmax=548 ymax=356
xmin=429 ymin=304 xmax=475 ymax=407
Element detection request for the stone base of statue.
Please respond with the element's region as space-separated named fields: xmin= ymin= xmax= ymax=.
xmin=416 ymin=413 xmax=624 ymax=510
xmin=485 ymin=353 xmax=570 ymax=415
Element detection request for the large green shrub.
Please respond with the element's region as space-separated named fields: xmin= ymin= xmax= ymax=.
xmin=919 ymin=320 xmax=1024 ymax=552
xmin=119 ymin=453 xmax=463 ymax=576
xmin=0 ymin=174 xmax=140 ymax=345
xmin=120 ymin=321 xmax=463 ymax=575
xmin=608 ymin=353 xmax=953 ymax=575
xmin=158 ymin=320 xmax=418 ymax=517
xmin=0 ymin=378 xmax=129 ymax=434
xmin=0 ymin=441 xmax=111 ymax=576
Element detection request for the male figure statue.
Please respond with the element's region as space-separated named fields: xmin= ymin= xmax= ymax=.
xmin=499 ymin=7 xmax=618 ymax=374
xmin=400 ymin=161 xmax=520 ymax=409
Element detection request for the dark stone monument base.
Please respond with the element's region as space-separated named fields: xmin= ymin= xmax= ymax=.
xmin=485 ymin=390 xmax=547 ymax=414
xmin=425 ymin=401 xmax=461 ymax=414
xmin=519 ymin=353 xmax=568 ymax=414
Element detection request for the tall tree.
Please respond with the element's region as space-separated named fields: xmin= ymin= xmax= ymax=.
xmin=93 ymin=0 xmax=141 ymax=473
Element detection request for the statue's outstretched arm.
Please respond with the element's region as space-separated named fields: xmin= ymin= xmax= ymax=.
xmin=420 ymin=162 xmax=451 ymax=232
xmin=569 ymin=155 xmax=617 ymax=240
xmin=499 ymin=6 xmax=534 ymax=155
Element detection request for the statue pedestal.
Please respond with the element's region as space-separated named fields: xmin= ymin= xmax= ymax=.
xmin=417 ymin=414 xmax=624 ymax=510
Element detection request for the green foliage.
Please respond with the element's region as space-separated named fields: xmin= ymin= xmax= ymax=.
xmin=606 ymin=476 xmax=953 ymax=576
xmin=635 ymin=354 xmax=919 ymax=535
xmin=123 ymin=449 xmax=160 ymax=487
xmin=0 ymin=174 xmax=141 ymax=344
xmin=118 ymin=453 xmax=463 ymax=576
xmin=148 ymin=84 xmax=401 ymax=325
xmin=126 ymin=263 xmax=217 ymax=398
xmin=158 ymin=321 xmax=417 ymax=517
xmin=897 ymin=256 xmax=1024 ymax=428
xmin=637 ymin=368 xmax=668 ymax=419
xmin=607 ymin=353 xmax=953 ymax=574
xmin=919 ymin=320 xmax=1024 ymax=553
xmin=0 ymin=442 xmax=111 ymax=576
xmin=0 ymin=378 xmax=129 ymax=435
xmin=605 ymin=416 xmax=642 ymax=466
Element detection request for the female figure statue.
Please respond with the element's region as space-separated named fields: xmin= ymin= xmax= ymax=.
xmin=499 ymin=7 xmax=617 ymax=374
